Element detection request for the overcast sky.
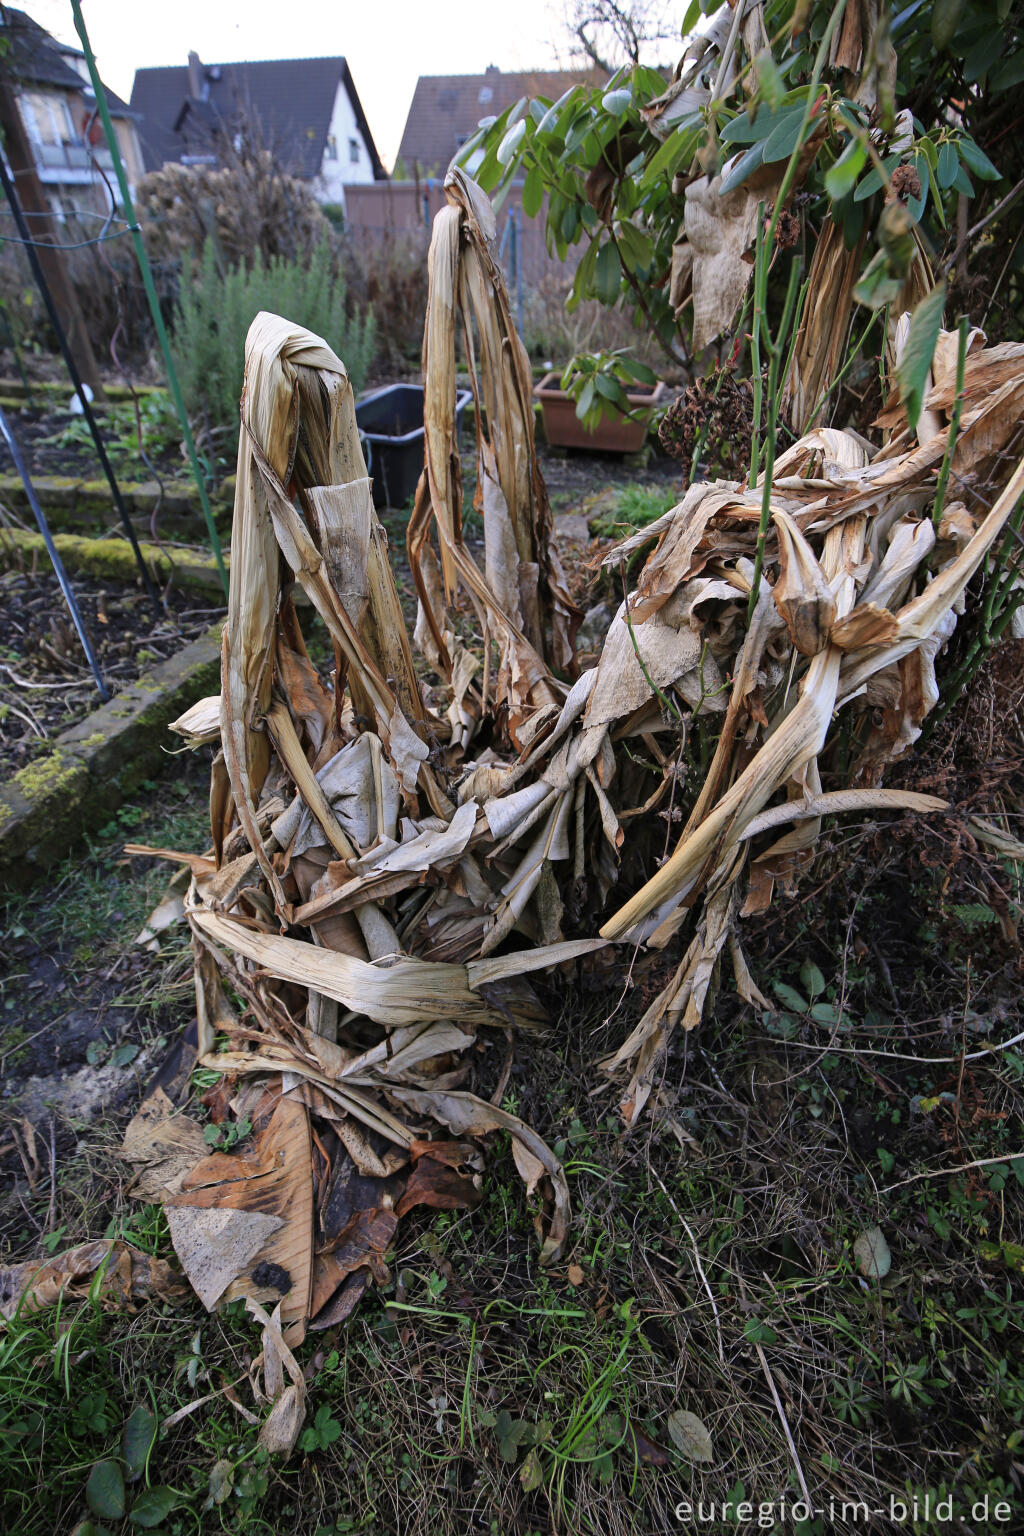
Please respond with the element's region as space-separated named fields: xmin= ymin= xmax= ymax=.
xmin=25 ymin=0 xmax=579 ymax=169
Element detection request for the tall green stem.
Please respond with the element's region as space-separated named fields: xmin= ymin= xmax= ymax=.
xmin=748 ymin=210 xmax=766 ymax=489
xmin=747 ymin=257 xmax=804 ymax=620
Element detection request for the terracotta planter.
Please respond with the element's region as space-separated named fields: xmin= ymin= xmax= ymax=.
xmin=534 ymin=371 xmax=666 ymax=453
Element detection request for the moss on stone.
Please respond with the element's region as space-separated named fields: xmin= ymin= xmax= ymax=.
xmin=0 ymin=529 xmax=228 ymax=594
xmin=13 ymin=748 xmax=86 ymax=803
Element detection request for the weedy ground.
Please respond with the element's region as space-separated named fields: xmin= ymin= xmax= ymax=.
xmin=1 ymin=592 xmax=1022 ymax=1536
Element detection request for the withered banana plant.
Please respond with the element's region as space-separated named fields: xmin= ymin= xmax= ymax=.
xmin=131 ymin=171 xmax=1024 ymax=1354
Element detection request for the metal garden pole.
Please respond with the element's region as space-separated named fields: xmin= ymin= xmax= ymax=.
xmin=0 ymin=403 xmax=108 ymax=700
xmin=70 ymin=0 xmax=229 ymax=600
xmin=0 ymin=151 xmax=161 ymax=614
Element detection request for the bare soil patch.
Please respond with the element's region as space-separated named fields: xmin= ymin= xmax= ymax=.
xmin=0 ymin=566 xmax=222 ymax=774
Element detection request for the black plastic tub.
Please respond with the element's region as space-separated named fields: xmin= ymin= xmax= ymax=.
xmin=355 ymin=384 xmax=471 ymax=509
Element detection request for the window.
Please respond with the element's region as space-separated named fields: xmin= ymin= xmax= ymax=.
xmin=19 ymin=91 xmax=75 ymax=147
xmin=324 ymin=134 xmax=338 ymax=161
xmin=349 ymin=137 xmax=360 ymax=164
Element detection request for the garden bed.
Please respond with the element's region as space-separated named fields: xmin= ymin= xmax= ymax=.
xmin=0 ymin=565 xmax=222 ymax=774
xmin=0 ymin=391 xmax=188 ymax=485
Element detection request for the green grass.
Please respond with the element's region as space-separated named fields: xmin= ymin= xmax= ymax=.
xmin=0 ymin=760 xmax=212 ymax=1096
xmin=2 ymin=1009 xmax=1021 ymax=1536
xmin=1 ymin=734 xmax=1023 ymax=1535
xmin=589 ymin=484 xmax=676 ymax=541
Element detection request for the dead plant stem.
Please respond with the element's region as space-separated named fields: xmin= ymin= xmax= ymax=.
xmin=931 ymin=315 xmax=969 ymax=532
xmin=883 ymin=1151 xmax=1024 ymax=1192
xmin=649 ymin=1165 xmax=724 ymax=1364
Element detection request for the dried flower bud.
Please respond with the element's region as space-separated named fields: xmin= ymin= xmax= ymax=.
xmin=773 ymin=208 xmax=801 ymax=250
xmin=889 ymin=163 xmax=922 ymax=204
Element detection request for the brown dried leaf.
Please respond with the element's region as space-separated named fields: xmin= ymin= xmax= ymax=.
xmin=310 ymin=1208 xmax=398 ymax=1316
xmin=771 ymin=508 xmax=837 ymax=655
xmin=829 ymin=603 xmax=901 ymax=650
xmin=0 ymin=1239 xmax=185 ymax=1321
xmin=394 ymin=1155 xmax=481 ymax=1218
xmin=391 ymin=1088 xmax=569 ymax=1263
xmin=121 ymin=1088 xmax=207 ymax=1201
xmin=167 ymin=1099 xmax=313 ymax=1344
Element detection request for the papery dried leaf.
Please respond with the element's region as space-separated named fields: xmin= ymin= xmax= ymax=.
xmin=248 ymin=1299 xmax=307 ymax=1454
xmin=683 ymin=173 xmax=763 ymax=353
xmin=771 ymin=508 xmax=837 ymax=656
xmin=169 ymin=694 xmax=221 ymax=746
xmin=0 ymin=1240 xmax=185 ymax=1321
xmin=167 ymin=1099 xmax=313 ymax=1344
xmin=121 ymin=1088 xmax=207 ymax=1201
xmin=165 ymin=1207 xmax=284 ymax=1311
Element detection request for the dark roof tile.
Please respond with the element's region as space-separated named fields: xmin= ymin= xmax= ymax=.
xmin=0 ymin=7 xmax=134 ymax=117
xmin=129 ymin=55 xmax=385 ymax=180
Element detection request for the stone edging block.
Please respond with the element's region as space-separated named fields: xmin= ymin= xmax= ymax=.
xmin=0 ymin=527 xmax=229 ymax=599
xmin=0 ymin=626 xmax=222 ymax=887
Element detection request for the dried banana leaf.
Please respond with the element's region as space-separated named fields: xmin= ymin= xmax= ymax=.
xmin=130 ymin=174 xmax=1024 ymax=1349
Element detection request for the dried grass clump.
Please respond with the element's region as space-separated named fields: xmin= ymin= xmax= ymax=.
xmin=135 ymin=169 xmax=1024 ymax=1361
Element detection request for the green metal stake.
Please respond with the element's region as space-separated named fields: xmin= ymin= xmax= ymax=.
xmin=70 ymin=0 xmax=229 ymax=599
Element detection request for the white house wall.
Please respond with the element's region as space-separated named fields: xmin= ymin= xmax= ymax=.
xmin=313 ymin=79 xmax=376 ymax=206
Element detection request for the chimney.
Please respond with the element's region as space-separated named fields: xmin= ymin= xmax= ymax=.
xmin=187 ymin=51 xmax=205 ymax=100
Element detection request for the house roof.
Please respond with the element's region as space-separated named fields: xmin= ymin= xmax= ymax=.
xmin=396 ymin=66 xmax=606 ymax=176
xmin=129 ymin=55 xmax=386 ymax=181
xmin=0 ymin=7 xmax=135 ymax=117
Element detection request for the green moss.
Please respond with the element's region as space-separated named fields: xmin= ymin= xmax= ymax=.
xmin=91 ymin=545 xmax=158 ymax=580
xmin=13 ymin=748 xmax=86 ymax=803
xmin=0 ymin=530 xmax=228 ymax=594
xmin=0 ymin=798 xmax=13 ymax=828
xmin=1 ymin=1023 xmax=31 ymax=1069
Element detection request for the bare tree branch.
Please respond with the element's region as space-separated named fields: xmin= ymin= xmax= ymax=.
xmin=565 ymin=0 xmax=678 ymax=72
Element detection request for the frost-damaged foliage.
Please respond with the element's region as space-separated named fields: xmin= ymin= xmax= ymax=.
xmin=133 ymin=171 xmax=1024 ymax=1375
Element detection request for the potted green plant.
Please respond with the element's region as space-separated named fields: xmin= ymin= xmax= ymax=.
xmin=534 ymin=350 xmax=666 ymax=453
